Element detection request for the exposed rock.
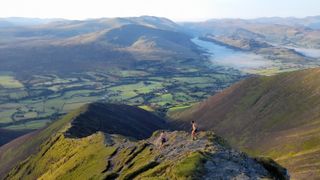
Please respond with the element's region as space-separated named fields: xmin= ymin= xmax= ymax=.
xmin=102 ymin=130 xmax=288 ymax=179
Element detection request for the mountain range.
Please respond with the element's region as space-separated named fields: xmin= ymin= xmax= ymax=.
xmin=1 ymin=15 xmax=320 ymax=179
xmin=0 ymin=16 xmax=200 ymax=75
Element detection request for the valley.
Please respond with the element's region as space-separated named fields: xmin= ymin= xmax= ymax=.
xmin=0 ymin=59 xmax=244 ymax=145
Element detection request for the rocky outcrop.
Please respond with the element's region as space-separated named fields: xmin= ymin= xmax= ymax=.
xmin=103 ymin=130 xmax=288 ymax=179
xmin=6 ymin=129 xmax=289 ymax=180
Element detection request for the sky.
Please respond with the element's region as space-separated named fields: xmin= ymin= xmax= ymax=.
xmin=1 ymin=0 xmax=320 ymax=21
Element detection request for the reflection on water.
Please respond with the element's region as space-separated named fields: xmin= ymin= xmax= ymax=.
xmin=192 ymin=38 xmax=273 ymax=70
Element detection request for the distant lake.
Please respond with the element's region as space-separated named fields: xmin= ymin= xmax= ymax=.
xmin=287 ymin=47 xmax=320 ymax=58
xmin=192 ymin=38 xmax=273 ymax=70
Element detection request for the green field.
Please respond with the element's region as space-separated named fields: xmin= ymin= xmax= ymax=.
xmin=0 ymin=75 xmax=23 ymax=88
xmin=4 ymin=120 xmax=52 ymax=130
xmin=0 ymin=62 xmax=244 ymax=132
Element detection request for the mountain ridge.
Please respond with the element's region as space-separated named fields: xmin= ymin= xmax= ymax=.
xmin=0 ymin=103 xmax=167 ymax=178
xmin=170 ymin=67 xmax=320 ymax=179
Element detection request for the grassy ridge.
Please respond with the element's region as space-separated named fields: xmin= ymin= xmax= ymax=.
xmin=0 ymin=106 xmax=87 ymax=178
xmin=4 ymin=129 xmax=278 ymax=180
xmin=171 ymin=68 xmax=320 ymax=179
xmin=0 ymin=102 xmax=167 ymax=178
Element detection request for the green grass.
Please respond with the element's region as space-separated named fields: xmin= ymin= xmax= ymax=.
xmin=170 ymin=152 xmax=206 ymax=180
xmin=63 ymin=102 xmax=90 ymax=112
xmin=0 ymin=75 xmax=23 ymax=88
xmin=167 ymin=104 xmax=193 ymax=116
xmin=110 ymin=70 xmax=150 ymax=77
xmin=0 ymin=109 xmax=17 ymax=123
xmin=0 ymin=107 xmax=86 ymax=178
xmin=0 ymin=64 xmax=242 ymax=132
xmin=4 ymin=120 xmax=51 ymax=130
xmin=139 ymin=105 xmax=154 ymax=112
xmin=150 ymin=93 xmax=174 ymax=105
xmin=173 ymin=77 xmax=214 ymax=84
xmin=7 ymin=132 xmax=117 ymax=180
xmin=36 ymin=133 xmax=117 ymax=180
xmin=109 ymin=81 xmax=163 ymax=95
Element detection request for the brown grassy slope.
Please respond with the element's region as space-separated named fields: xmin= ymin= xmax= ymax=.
xmin=170 ymin=68 xmax=320 ymax=179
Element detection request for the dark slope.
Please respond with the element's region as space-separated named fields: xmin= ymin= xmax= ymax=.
xmin=0 ymin=128 xmax=32 ymax=146
xmin=171 ymin=68 xmax=320 ymax=179
xmin=0 ymin=103 xmax=167 ymax=178
xmin=65 ymin=103 xmax=167 ymax=139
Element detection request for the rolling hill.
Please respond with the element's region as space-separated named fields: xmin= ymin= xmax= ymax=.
xmin=182 ymin=18 xmax=320 ymax=48
xmin=0 ymin=102 xmax=287 ymax=179
xmin=170 ymin=67 xmax=320 ymax=179
xmin=0 ymin=16 xmax=199 ymax=75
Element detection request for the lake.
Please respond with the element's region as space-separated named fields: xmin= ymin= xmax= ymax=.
xmin=191 ymin=38 xmax=274 ymax=71
xmin=287 ymin=47 xmax=320 ymax=58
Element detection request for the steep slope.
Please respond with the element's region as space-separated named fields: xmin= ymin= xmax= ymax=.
xmin=0 ymin=128 xmax=33 ymax=146
xmin=171 ymin=67 xmax=320 ymax=179
xmin=0 ymin=103 xmax=167 ymax=179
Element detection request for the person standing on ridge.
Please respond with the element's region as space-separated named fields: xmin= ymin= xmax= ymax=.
xmin=158 ymin=130 xmax=167 ymax=149
xmin=191 ymin=121 xmax=198 ymax=140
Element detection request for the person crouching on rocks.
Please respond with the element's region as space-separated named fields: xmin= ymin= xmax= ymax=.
xmin=191 ymin=121 xmax=198 ymax=140
xmin=158 ymin=131 xmax=167 ymax=149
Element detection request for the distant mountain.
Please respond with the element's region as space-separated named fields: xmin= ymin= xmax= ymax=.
xmin=171 ymin=67 xmax=320 ymax=179
xmin=0 ymin=16 xmax=179 ymax=40
xmin=0 ymin=17 xmax=199 ymax=75
xmin=0 ymin=103 xmax=287 ymax=179
xmin=252 ymin=16 xmax=320 ymax=29
xmin=200 ymin=34 xmax=314 ymax=64
xmin=182 ymin=17 xmax=320 ymax=48
xmin=0 ymin=17 xmax=61 ymax=27
xmin=0 ymin=20 xmax=14 ymax=28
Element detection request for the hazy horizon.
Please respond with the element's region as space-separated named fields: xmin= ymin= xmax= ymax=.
xmin=2 ymin=14 xmax=320 ymax=23
xmin=1 ymin=0 xmax=319 ymax=22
